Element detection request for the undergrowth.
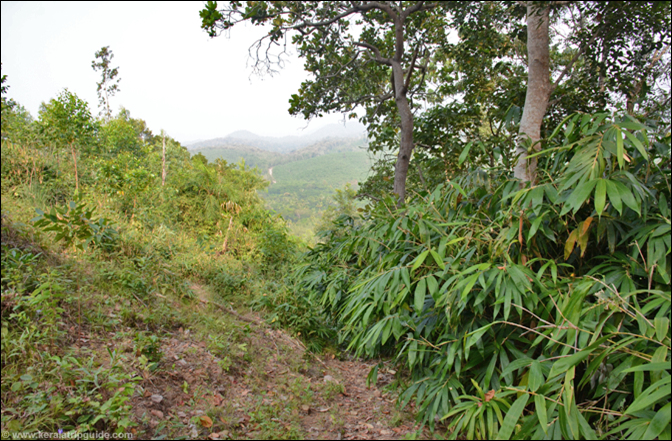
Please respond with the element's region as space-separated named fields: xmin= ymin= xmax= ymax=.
xmin=292 ymin=111 xmax=671 ymax=439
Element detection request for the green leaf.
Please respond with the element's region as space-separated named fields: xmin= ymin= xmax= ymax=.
xmin=547 ymin=350 xmax=592 ymax=380
xmin=495 ymin=394 xmax=529 ymax=440
xmin=615 ymin=125 xmax=625 ymax=169
xmin=594 ymin=179 xmax=606 ymax=217
xmin=415 ymin=278 xmax=426 ymax=314
xmin=465 ymin=323 xmax=493 ymax=352
xmin=642 ymin=402 xmax=671 ymax=440
xmin=605 ymin=180 xmax=623 ymax=214
xmin=623 ymin=362 xmax=671 ymax=373
xmin=412 ymin=250 xmax=430 ymax=272
xmin=459 ymin=142 xmax=473 ymax=166
xmin=528 ymin=361 xmax=544 ymax=392
xmin=654 ymin=317 xmax=669 ymax=342
xmin=623 ymin=129 xmax=648 ymax=160
xmin=568 ymin=180 xmax=598 ymax=214
xmin=614 ymin=181 xmax=640 ymax=215
xmin=430 ymin=250 xmax=445 ymax=270
xmin=534 ymin=394 xmax=547 ymax=434
xmin=623 ymin=376 xmax=671 ymax=415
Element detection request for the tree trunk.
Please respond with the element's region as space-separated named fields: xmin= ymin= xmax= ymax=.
xmin=70 ymin=142 xmax=79 ymax=192
xmin=391 ymin=13 xmax=414 ymax=207
xmin=392 ymin=61 xmax=414 ymax=206
xmin=514 ymin=3 xmax=551 ymax=185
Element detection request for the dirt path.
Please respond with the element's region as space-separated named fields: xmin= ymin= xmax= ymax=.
xmin=127 ymin=284 xmax=424 ymax=439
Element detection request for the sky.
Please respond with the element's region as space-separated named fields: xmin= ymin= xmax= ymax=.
xmin=1 ymin=1 xmax=351 ymax=144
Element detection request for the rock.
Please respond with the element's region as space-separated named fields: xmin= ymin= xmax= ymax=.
xmin=373 ymin=389 xmax=381 ymax=397
xmin=150 ymin=394 xmax=163 ymax=403
xmin=301 ymin=405 xmax=310 ymax=413
xmin=324 ymin=375 xmax=335 ymax=383
xmin=150 ymin=410 xmax=164 ymax=419
xmin=177 ymin=411 xmax=187 ymax=418
xmin=380 ymin=429 xmax=393 ymax=436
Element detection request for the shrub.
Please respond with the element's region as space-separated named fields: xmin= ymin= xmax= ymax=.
xmin=294 ymin=111 xmax=671 ymax=439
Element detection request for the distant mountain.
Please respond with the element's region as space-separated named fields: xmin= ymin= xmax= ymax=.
xmin=185 ymin=122 xmax=367 ymax=153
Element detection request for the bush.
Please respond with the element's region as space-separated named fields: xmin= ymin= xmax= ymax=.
xmin=294 ymin=111 xmax=671 ymax=439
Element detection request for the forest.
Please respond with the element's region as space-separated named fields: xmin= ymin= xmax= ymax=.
xmin=1 ymin=1 xmax=671 ymax=440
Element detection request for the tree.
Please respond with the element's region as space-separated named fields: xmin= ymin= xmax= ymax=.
xmin=38 ymin=89 xmax=96 ymax=191
xmin=513 ymin=1 xmax=670 ymax=183
xmin=91 ymin=46 xmax=121 ymax=121
xmin=200 ymin=1 xmax=446 ymax=205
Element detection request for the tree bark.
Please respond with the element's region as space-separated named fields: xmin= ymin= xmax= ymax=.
xmin=70 ymin=142 xmax=79 ymax=192
xmin=514 ymin=2 xmax=551 ymax=185
xmin=393 ymin=61 xmax=414 ymax=206
xmin=391 ymin=12 xmax=414 ymax=206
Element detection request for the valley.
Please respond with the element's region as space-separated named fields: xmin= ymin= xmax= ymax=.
xmin=187 ymin=124 xmax=374 ymax=240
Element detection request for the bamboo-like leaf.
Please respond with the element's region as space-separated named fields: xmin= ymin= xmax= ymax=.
xmin=459 ymin=142 xmax=473 ymax=166
xmin=565 ymin=229 xmax=578 ymax=260
xmin=623 ymin=129 xmax=648 ymax=160
xmin=412 ymin=250 xmax=430 ymax=272
xmin=623 ymin=376 xmax=671 ymax=415
xmin=415 ymin=278 xmax=426 ymax=314
xmin=615 ymin=125 xmax=625 ymax=169
xmin=528 ymin=361 xmax=544 ymax=392
xmin=654 ymin=317 xmax=669 ymax=342
xmin=594 ymin=179 xmax=606 ymax=217
xmin=548 ymin=350 xmax=592 ymax=380
xmin=642 ymin=402 xmax=671 ymax=440
xmin=495 ymin=394 xmax=528 ymax=440
xmin=568 ymin=180 xmax=598 ymax=214
xmin=430 ymin=249 xmax=445 ymax=270
xmin=534 ymin=394 xmax=547 ymax=434
xmin=465 ymin=323 xmax=493 ymax=352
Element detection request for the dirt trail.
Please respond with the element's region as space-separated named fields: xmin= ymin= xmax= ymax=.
xmin=128 ymin=284 xmax=423 ymax=439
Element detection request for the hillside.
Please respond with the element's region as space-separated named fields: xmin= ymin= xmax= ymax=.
xmin=186 ymin=122 xmax=366 ymax=153
xmin=262 ymin=151 xmax=373 ymax=239
xmin=189 ymin=130 xmax=372 ymax=240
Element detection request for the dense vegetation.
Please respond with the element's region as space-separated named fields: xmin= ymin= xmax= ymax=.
xmin=1 ymin=1 xmax=670 ymax=439
xmin=290 ymin=112 xmax=671 ymax=438
xmin=1 ymin=76 xmax=303 ymax=438
xmin=191 ymin=136 xmax=372 ymax=240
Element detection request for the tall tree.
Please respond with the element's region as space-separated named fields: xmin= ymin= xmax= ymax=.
xmin=505 ymin=1 xmax=670 ymax=183
xmin=91 ymin=46 xmax=121 ymax=121
xmin=200 ymin=1 xmax=445 ymax=205
xmin=38 ymin=89 xmax=96 ymax=192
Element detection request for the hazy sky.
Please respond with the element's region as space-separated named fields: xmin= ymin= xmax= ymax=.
xmin=1 ymin=1 xmax=350 ymax=143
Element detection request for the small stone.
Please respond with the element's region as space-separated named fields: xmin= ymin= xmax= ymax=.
xmin=373 ymin=389 xmax=381 ymax=397
xmin=150 ymin=410 xmax=164 ymax=419
xmin=150 ymin=394 xmax=163 ymax=403
xmin=177 ymin=411 xmax=187 ymax=418
xmin=324 ymin=375 xmax=335 ymax=383
xmin=380 ymin=429 xmax=393 ymax=436
xmin=301 ymin=405 xmax=310 ymax=412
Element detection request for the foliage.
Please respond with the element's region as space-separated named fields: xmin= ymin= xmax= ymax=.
xmin=31 ymin=195 xmax=119 ymax=251
xmin=293 ymin=111 xmax=671 ymax=438
xmin=37 ymin=89 xmax=97 ymax=150
xmin=91 ymin=46 xmax=121 ymax=120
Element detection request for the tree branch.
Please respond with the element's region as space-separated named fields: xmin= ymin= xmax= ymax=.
xmin=549 ymin=24 xmax=601 ymax=94
xmin=354 ymin=41 xmax=392 ymax=65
